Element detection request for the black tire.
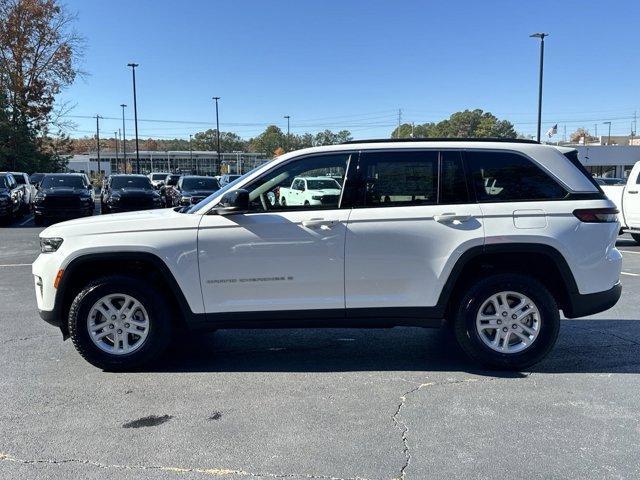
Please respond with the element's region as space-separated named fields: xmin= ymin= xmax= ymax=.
xmin=304 ymin=200 xmax=310 ymax=206
xmin=281 ymin=197 xmax=287 ymax=207
xmin=68 ymin=275 xmax=172 ymax=371
xmin=631 ymin=233 xmax=640 ymax=245
xmin=453 ymin=273 xmax=560 ymax=370
xmin=34 ymin=215 xmax=44 ymax=226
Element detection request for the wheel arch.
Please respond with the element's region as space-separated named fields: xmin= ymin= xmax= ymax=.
xmin=438 ymin=243 xmax=579 ymax=320
xmin=55 ymin=251 xmax=197 ymax=339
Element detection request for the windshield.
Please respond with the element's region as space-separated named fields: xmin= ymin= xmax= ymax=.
xmin=11 ymin=174 xmax=25 ymax=185
xmin=186 ymin=166 xmax=260 ymax=213
xmin=111 ymin=176 xmax=152 ymax=189
xmin=41 ymin=175 xmax=85 ymax=189
xmin=151 ymin=173 xmax=167 ymax=180
xmin=306 ymin=179 xmax=341 ymax=190
xmin=182 ymin=177 xmax=219 ymax=190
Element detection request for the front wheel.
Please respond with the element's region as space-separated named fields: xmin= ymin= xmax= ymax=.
xmin=68 ymin=275 xmax=172 ymax=371
xmin=631 ymin=233 xmax=640 ymax=245
xmin=453 ymin=273 xmax=560 ymax=370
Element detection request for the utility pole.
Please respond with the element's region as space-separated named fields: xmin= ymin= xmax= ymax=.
xmin=114 ymin=131 xmax=119 ymax=170
xmin=117 ymin=129 xmax=122 ymax=172
xmin=530 ymin=33 xmax=549 ymax=142
xmin=603 ymin=121 xmax=612 ymax=145
xmin=127 ymin=63 xmax=141 ymax=173
xmin=284 ymin=115 xmax=290 ymax=150
xmin=95 ymin=115 xmax=102 ymax=180
xmin=213 ymin=97 xmax=221 ymax=175
xmin=411 ymin=122 xmax=415 ymax=138
xmin=120 ymin=104 xmax=127 ymax=173
xmin=396 ymin=109 xmax=402 ymax=138
xmin=595 ymin=124 xmax=598 ymax=140
xmin=189 ymin=134 xmax=194 ymax=173
xmin=563 ymin=125 xmax=566 ymax=142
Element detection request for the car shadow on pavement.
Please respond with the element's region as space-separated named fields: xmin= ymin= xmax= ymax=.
xmin=144 ymin=319 xmax=640 ymax=376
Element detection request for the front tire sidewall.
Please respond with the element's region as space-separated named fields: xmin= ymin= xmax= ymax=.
xmin=454 ymin=274 xmax=560 ymax=370
xmin=68 ymin=276 xmax=172 ymax=371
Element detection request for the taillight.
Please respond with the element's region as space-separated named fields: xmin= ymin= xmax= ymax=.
xmin=573 ymin=208 xmax=619 ymax=223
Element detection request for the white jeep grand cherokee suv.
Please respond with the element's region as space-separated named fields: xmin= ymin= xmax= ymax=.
xmin=33 ymin=139 xmax=622 ymax=371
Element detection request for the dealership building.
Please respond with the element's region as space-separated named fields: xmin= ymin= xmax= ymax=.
xmin=66 ymin=150 xmax=269 ymax=177
xmin=66 ymin=142 xmax=640 ymax=180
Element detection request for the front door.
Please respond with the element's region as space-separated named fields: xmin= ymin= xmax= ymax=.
xmin=197 ymin=152 xmax=355 ymax=314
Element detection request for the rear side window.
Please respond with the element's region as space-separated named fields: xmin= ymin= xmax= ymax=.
xmin=466 ymin=151 xmax=567 ymax=202
xmin=360 ymin=150 xmax=438 ymax=207
xmin=439 ymin=151 xmax=469 ymax=204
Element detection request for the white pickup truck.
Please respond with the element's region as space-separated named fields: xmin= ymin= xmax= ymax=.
xmin=601 ymin=161 xmax=640 ymax=243
xmin=278 ymin=176 xmax=342 ymax=207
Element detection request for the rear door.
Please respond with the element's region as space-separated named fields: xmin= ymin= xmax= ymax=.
xmin=344 ymin=149 xmax=484 ymax=312
xmin=622 ymin=163 xmax=640 ymax=228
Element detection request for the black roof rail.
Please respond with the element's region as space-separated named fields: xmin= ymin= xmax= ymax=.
xmin=342 ymin=137 xmax=540 ymax=145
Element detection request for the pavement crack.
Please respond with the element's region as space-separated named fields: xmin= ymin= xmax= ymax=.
xmin=390 ymin=375 xmax=526 ymax=479
xmin=0 ymin=452 xmax=370 ymax=480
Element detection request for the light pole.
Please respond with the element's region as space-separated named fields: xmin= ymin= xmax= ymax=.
xmin=603 ymin=121 xmax=612 ymax=145
xmin=120 ymin=104 xmax=127 ymax=173
xmin=95 ymin=115 xmax=102 ymax=179
xmin=530 ymin=33 xmax=548 ymax=142
xmin=127 ymin=63 xmax=141 ymax=173
xmin=212 ymin=97 xmax=221 ymax=175
xmin=284 ymin=115 xmax=290 ymax=151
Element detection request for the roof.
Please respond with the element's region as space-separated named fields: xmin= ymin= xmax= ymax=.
xmin=342 ymin=137 xmax=539 ymax=145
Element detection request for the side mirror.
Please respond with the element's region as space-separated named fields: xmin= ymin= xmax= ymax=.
xmin=212 ymin=189 xmax=249 ymax=215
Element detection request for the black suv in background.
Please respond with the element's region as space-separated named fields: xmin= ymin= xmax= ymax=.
xmin=33 ymin=173 xmax=94 ymax=225
xmin=166 ymin=175 xmax=220 ymax=206
xmin=101 ymin=174 xmax=163 ymax=214
xmin=0 ymin=173 xmax=24 ymax=223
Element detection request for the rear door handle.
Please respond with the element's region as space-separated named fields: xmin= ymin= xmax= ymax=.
xmin=434 ymin=213 xmax=473 ymax=223
xmin=302 ymin=219 xmax=337 ymax=230
xmin=628 ymin=190 xmax=638 ymax=194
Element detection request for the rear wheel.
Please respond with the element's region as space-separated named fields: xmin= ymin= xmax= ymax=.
xmin=631 ymin=233 xmax=640 ymax=245
xmin=280 ymin=197 xmax=287 ymax=207
xmin=34 ymin=215 xmax=44 ymax=226
xmin=453 ymin=273 xmax=560 ymax=370
xmin=68 ymin=275 xmax=172 ymax=371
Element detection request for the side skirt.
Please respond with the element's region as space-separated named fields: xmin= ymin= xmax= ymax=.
xmin=189 ymin=307 xmax=445 ymax=330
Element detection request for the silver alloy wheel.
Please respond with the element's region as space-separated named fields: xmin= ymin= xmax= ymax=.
xmin=475 ymin=291 xmax=541 ymax=354
xmin=87 ymin=293 xmax=150 ymax=355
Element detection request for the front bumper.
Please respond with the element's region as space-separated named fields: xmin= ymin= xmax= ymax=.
xmin=34 ymin=205 xmax=94 ymax=218
xmin=563 ymin=282 xmax=622 ymax=318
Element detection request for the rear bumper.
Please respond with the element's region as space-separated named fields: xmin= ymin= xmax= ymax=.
xmin=564 ymin=282 xmax=622 ymax=318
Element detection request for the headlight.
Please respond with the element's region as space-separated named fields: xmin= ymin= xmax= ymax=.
xmin=34 ymin=194 xmax=45 ymax=203
xmin=40 ymin=237 xmax=63 ymax=253
xmin=107 ymin=195 xmax=120 ymax=204
xmin=180 ymin=196 xmax=192 ymax=205
xmin=312 ymin=195 xmax=322 ymax=200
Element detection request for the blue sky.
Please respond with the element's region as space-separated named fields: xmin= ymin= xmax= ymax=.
xmin=59 ymin=0 xmax=640 ymax=141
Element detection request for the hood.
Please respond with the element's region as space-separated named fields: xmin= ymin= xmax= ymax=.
xmin=112 ymin=188 xmax=158 ymax=197
xmin=182 ymin=189 xmax=217 ymax=197
xmin=41 ymin=187 xmax=88 ymax=195
xmin=39 ymin=207 xmax=200 ymax=239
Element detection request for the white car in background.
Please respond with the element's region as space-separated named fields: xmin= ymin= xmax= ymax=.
xmin=278 ymin=176 xmax=342 ymax=207
xmin=600 ymin=160 xmax=640 ymax=243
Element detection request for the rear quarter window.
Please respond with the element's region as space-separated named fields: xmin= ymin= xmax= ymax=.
xmin=466 ymin=151 xmax=567 ymax=202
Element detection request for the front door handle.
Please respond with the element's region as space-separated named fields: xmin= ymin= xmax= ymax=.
xmin=628 ymin=190 xmax=638 ymax=194
xmin=302 ymin=219 xmax=337 ymax=230
xmin=434 ymin=213 xmax=473 ymax=224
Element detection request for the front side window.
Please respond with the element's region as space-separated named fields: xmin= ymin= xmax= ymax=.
xmin=12 ymin=174 xmax=25 ymax=185
xmin=359 ymin=150 xmax=438 ymax=207
xmin=243 ymin=153 xmax=350 ymax=212
xmin=467 ymin=151 xmax=566 ymax=202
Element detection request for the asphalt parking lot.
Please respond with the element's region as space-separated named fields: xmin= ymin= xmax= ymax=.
xmin=1 ymin=214 xmax=639 ymax=479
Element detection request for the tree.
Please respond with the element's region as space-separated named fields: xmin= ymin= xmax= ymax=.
xmin=248 ymin=125 xmax=285 ymax=157
xmin=392 ymin=109 xmax=517 ymax=139
xmin=193 ymin=129 xmax=247 ymax=152
xmin=570 ymin=128 xmax=597 ymax=143
xmin=0 ymin=0 xmax=83 ymax=172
